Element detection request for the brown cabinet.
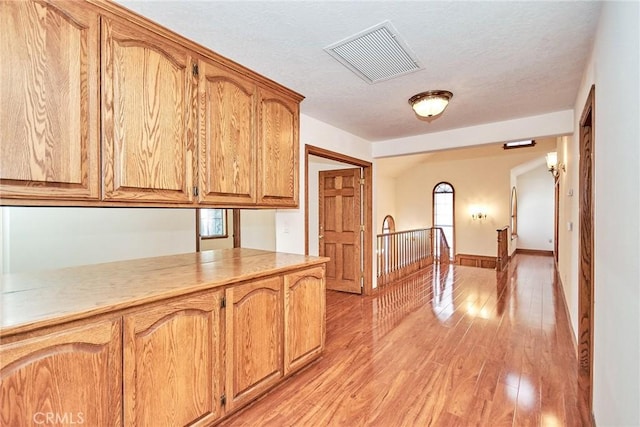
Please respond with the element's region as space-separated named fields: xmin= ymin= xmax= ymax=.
xmin=284 ymin=266 xmax=326 ymax=375
xmin=123 ymin=290 xmax=224 ymax=426
xmin=198 ymin=60 xmax=301 ymax=208
xmin=225 ymin=276 xmax=283 ymax=410
xmin=257 ymin=86 xmax=300 ymax=207
xmin=0 ymin=250 xmax=325 ymax=425
xmin=198 ymin=59 xmax=257 ymax=205
xmin=0 ymin=0 xmax=100 ymax=201
xmin=101 ymin=16 xmax=197 ymax=203
xmin=0 ymin=319 xmax=122 ymax=426
xmin=0 ymin=0 xmax=301 ymax=208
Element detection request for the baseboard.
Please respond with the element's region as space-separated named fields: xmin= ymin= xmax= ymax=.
xmin=515 ymin=248 xmax=554 ymax=256
xmin=455 ymin=253 xmax=496 ymax=269
xmin=555 ymin=269 xmax=579 ymax=357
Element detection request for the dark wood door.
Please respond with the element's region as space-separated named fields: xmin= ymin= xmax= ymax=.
xmin=554 ymin=180 xmax=560 ymax=263
xmin=319 ymin=168 xmax=362 ymax=294
xmin=578 ymin=85 xmax=595 ymax=411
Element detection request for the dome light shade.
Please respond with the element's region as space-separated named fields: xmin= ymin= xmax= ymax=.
xmin=409 ymin=90 xmax=453 ymax=117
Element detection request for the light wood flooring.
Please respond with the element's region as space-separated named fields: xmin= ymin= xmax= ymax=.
xmin=220 ymin=254 xmax=591 ymax=426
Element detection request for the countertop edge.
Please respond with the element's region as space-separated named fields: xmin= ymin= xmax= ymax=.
xmin=1 ymin=250 xmax=329 ymax=339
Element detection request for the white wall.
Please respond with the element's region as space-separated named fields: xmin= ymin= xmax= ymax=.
xmin=373 ymin=110 xmax=573 ymax=158
xmin=556 ymin=135 xmax=578 ymax=325
xmin=515 ymin=164 xmax=554 ymax=251
xmin=276 ymin=114 xmax=372 ymax=255
xmin=374 ymin=171 xmax=397 ymax=234
xmin=557 ymin=2 xmax=640 ymax=425
xmin=394 ymin=141 xmax=555 ymax=257
xmin=2 ymin=207 xmax=195 ymax=273
xmin=0 ymin=208 xmax=4 ymax=274
xmin=240 ymin=210 xmax=276 ymax=251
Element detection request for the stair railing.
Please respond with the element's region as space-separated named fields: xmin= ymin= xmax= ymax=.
xmin=376 ymin=227 xmax=453 ymax=287
xmin=496 ymin=226 xmax=510 ymax=272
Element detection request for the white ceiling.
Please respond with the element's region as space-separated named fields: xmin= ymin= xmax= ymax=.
xmin=117 ymin=0 xmax=602 ymax=142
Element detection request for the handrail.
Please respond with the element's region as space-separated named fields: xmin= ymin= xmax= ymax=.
xmin=376 ymin=228 xmax=433 ymax=287
xmin=433 ymin=227 xmax=451 ymax=268
xmin=376 ymin=227 xmax=452 ymax=287
xmin=496 ymin=226 xmax=510 ymax=272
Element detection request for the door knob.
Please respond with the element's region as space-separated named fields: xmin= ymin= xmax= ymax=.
xmin=319 ymin=235 xmax=324 ymax=239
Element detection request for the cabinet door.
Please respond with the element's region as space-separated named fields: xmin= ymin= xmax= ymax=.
xmin=284 ymin=266 xmax=326 ymax=375
xmin=0 ymin=319 xmax=122 ymax=426
xmin=123 ymin=291 xmax=224 ymax=427
xmin=0 ymin=0 xmax=100 ymax=201
xmin=226 ymin=276 xmax=283 ymax=410
xmin=256 ymin=87 xmax=299 ymax=207
xmin=199 ymin=60 xmax=256 ymax=205
xmin=101 ymin=17 xmax=196 ymax=203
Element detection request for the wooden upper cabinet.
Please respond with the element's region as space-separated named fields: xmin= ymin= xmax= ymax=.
xmin=0 ymin=0 xmax=100 ymax=201
xmin=123 ymin=290 xmax=224 ymax=426
xmin=1 ymin=0 xmax=301 ymax=207
xmin=225 ymin=276 xmax=283 ymax=411
xmin=101 ymin=17 xmax=197 ymax=203
xmin=0 ymin=319 xmax=122 ymax=426
xmin=284 ymin=266 xmax=326 ymax=375
xmin=257 ymin=86 xmax=299 ymax=207
xmin=198 ymin=60 xmax=256 ymax=205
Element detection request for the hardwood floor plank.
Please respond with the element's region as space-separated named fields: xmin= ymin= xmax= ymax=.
xmin=219 ymin=255 xmax=590 ymax=426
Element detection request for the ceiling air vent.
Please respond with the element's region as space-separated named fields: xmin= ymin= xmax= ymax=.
xmin=324 ymin=21 xmax=422 ymax=84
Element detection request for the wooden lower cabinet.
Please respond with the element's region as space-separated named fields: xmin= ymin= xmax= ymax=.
xmin=0 ymin=257 xmax=326 ymax=426
xmin=123 ymin=290 xmax=224 ymax=426
xmin=284 ymin=266 xmax=326 ymax=375
xmin=0 ymin=319 xmax=122 ymax=427
xmin=225 ymin=276 xmax=283 ymax=411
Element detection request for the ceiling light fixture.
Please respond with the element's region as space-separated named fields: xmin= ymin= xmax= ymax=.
xmin=409 ymin=90 xmax=453 ymax=118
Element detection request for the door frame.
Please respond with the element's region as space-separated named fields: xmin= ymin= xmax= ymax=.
xmin=578 ymin=84 xmax=595 ymax=412
xmin=305 ymin=145 xmax=373 ymax=295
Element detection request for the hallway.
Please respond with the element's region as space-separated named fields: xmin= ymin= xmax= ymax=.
xmin=220 ymin=255 xmax=591 ymax=426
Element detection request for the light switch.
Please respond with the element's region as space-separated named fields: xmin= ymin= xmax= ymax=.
xmin=567 ymin=221 xmax=573 ymax=231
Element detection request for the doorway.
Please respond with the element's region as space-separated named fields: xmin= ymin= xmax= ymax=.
xmin=305 ymin=145 xmax=373 ymax=295
xmin=319 ymin=168 xmax=363 ymax=293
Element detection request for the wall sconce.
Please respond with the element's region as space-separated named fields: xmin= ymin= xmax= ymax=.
xmin=471 ymin=207 xmax=487 ymax=220
xmin=472 ymin=212 xmax=487 ymax=220
xmin=546 ymin=151 xmax=565 ymax=179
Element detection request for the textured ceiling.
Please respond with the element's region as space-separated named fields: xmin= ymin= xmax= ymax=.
xmin=117 ymin=1 xmax=602 ymax=142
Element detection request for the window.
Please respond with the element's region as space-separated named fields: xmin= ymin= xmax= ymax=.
xmin=433 ymin=182 xmax=455 ymax=259
xmin=382 ymin=215 xmax=396 ymax=234
xmin=502 ymin=139 xmax=536 ymax=150
xmin=199 ymin=209 xmax=227 ymax=239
